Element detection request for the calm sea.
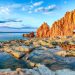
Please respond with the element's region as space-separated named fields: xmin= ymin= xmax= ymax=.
xmin=0 ymin=32 xmax=30 ymax=41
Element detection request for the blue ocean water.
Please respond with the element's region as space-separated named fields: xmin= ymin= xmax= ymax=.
xmin=0 ymin=32 xmax=29 ymax=41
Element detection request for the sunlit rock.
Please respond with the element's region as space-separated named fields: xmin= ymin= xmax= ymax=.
xmin=36 ymin=10 xmax=75 ymax=37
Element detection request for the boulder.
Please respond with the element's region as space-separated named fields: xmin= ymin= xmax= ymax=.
xmin=23 ymin=32 xmax=35 ymax=38
xmin=3 ymin=47 xmax=25 ymax=59
xmin=55 ymin=50 xmax=67 ymax=57
xmin=10 ymin=51 xmax=25 ymax=59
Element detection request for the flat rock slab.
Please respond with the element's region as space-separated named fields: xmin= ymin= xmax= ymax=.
xmin=28 ymin=50 xmax=56 ymax=64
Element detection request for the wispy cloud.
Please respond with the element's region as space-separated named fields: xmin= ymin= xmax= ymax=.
xmin=0 ymin=19 xmax=22 ymax=23
xmin=0 ymin=1 xmax=57 ymax=28
xmin=0 ymin=1 xmax=56 ymax=14
xmin=0 ymin=3 xmax=22 ymax=15
xmin=0 ymin=22 xmax=23 ymax=28
xmin=32 ymin=1 xmax=44 ymax=7
xmin=0 ymin=7 xmax=10 ymax=15
xmin=34 ymin=4 xmax=56 ymax=13
xmin=34 ymin=7 xmax=44 ymax=12
xmin=21 ymin=1 xmax=44 ymax=13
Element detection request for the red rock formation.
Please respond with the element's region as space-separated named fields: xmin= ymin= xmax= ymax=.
xmin=36 ymin=9 xmax=75 ymax=37
xmin=36 ymin=22 xmax=50 ymax=38
xmin=23 ymin=32 xmax=34 ymax=38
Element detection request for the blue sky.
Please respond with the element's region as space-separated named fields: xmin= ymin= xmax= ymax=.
xmin=0 ymin=0 xmax=75 ymax=28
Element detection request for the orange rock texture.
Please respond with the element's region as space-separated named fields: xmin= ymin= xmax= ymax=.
xmin=36 ymin=22 xmax=50 ymax=38
xmin=23 ymin=32 xmax=34 ymax=38
xmin=36 ymin=10 xmax=75 ymax=37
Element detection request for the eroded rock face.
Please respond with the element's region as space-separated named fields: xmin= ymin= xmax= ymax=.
xmin=36 ymin=22 xmax=50 ymax=38
xmin=36 ymin=10 xmax=75 ymax=37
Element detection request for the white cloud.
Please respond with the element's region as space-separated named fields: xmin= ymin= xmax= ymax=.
xmin=10 ymin=2 xmax=56 ymax=14
xmin=0 ymin=4 xmax=22 ymax=16
xmin=0 ymin=2 xmax=56 ymax=18
xmin=0 ymin=7 xmax=10 ymax=15
xmin=46 ymin=5 xmax=56 ymax=10
xmin=0 ymin=22 xmax=23 ymax=28
xmin=34 ymin=4 xmax=56 ymax=13
xmin=0 ymin=18 xmax=23 ymax=28
xmin=21 ymin=5 xmax=32 ymax=11
xmin=34 ymin=7 xmax=44 ymax=12
xmin=33 ymin=1 xmax=44 ymax=7
xmin=21 ymin=1 xmax=44 ymax=12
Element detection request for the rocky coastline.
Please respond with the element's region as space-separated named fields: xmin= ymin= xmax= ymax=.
xmin=0 ymin=36 xmax=75 ymax=74
xmin=1 ymin=9 xmax=75 ymax=75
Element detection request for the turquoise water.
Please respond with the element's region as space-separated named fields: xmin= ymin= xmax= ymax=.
xmin=0 ymin=32 xmax=29 ymax=41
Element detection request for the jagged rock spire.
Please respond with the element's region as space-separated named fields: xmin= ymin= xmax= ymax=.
xmin=36 ymin=9 xmax=75 ymax=37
